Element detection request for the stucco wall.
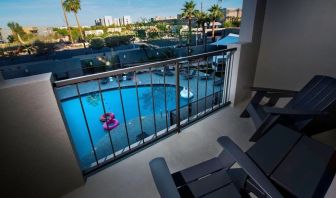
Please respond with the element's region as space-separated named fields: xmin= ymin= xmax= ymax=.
xmin=0 ymin=73 xmax=84 ymax=198
xmin=230 ymin=0 xmax=267 ymax=105
xmin=254 ymin=0 xmax=336 ymax=89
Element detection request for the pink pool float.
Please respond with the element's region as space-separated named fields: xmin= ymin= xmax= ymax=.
xmin=101 ymin=112 xmax=119 ymax=131
xmin=100 ymin=112 xmax=115 ymax=122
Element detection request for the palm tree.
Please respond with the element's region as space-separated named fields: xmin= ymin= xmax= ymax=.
xmin=181 ymin=0 xmax=196 ymax=55
xmin=208 ymin=4 xmax=223 ymax=42
xmin=60 ymin=0 xmax=73 ymax=43
xmin=7 ymin=22 xmax=26 ymax=45
xmin=194 ymin=10 xmax=209 ymax=52
xmin=63 ymin=0 xmax=84 ymax=42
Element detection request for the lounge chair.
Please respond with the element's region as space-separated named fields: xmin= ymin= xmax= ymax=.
xmin=183 ymin=69 xmax=197 ymax=80
xmin=241 ymin=75 xmax=336 ymax=141
xmin=100 ymin=77 xmax=109 ymax=84
xmin=149 ymin=124 xmax=336 ymax=198
xmin=199 ymin=73 xmax=213 ymax=80
xmin=153 ymin=68 xmax=174 ymax=76
xmin=115 ymin=73 xmax=133 ymax=82
xmin=214 ymin=78 xmax=224 ymax=86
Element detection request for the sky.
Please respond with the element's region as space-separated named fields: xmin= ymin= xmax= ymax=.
xmin=0 ymin=0 xmax=242 ymax=28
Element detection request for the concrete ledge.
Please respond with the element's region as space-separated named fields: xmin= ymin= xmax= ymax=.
xmin=0 ymin=73 xmax=84 ymax=198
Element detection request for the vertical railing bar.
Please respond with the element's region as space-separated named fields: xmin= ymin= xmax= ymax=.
xmin=222 ymin=53 xmax=229 ymax=104
xmin=97 ymin=79 xmax=116 ymax=158
xmin=117 ymin=78 xmax=131 ymax=150
xmin=219 ymin=52 xmax=225 ymax=106
xmin=196 ymin=59 xmax=200 ymax=118
xmin=134 ymin=72 xmax=145 ymax=143
xmin=204 ymin=55 xmax=209 ymax=113
xmin=163 ymin=65 xmax=169 ymax=133
xmin=227 ymin=52 xmax=235 ymax=102
xmin=149 ymin=67 xmax=158 ymax=137
xmin=75 ymin=83 xmax=99 ymax=165
xmin=224 ymin=52 xmax=231 ymax=103
xmin=187 ymin=59 xmax=190 ymax=123
xmin=211 ymin=56 xmax=216 ymax=110
xmin=175 ymin=62 xmax=181 ymax=132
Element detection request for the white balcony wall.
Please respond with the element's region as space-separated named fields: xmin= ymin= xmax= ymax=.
xmin=254 ymin=0 xmax=336 ymax=89
xmin=0 ymin=73 xmax=84 ymax=198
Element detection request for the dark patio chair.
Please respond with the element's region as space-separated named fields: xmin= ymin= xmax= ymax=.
xmin=153 ymin=68 xmax=174 ymax=76
xmin=100 ymin=77 xmax=109 ymax=84
xmin=199 ymin=73 xmax=213 ymax=80
xmin=241 ymin=75 xmax=336 ymax=141
xmin=214 ymin=78 xmax=224 ymax=86
xmin=149 ymin=124 xmax=336 ymax=198
xmin=183 ymin=69 xmax=197 ymax=80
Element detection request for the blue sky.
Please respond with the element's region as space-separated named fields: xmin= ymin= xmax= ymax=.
xmin=0 ymin=0 xmax=242 ymax=28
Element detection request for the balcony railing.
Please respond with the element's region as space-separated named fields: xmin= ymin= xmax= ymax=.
xmin=54 ymin=48 xmax=237 ymax=175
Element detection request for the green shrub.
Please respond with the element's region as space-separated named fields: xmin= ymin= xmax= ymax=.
xmin=147 ymin=32 xmax=160 ymax=40
xmin=232 ymin=20 xmax=241 ymax=27
xmin=90 ymin=37 xmax=105 ymax=49
xmin=136 ymin=30 xmax=146 ymax=40
xmin=104 ymin=35 xmax=134 ymax=48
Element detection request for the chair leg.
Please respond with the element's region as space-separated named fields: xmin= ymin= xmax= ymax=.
xmin=240 ymin=109 xmax=250 ymax=118
xmin=241 ymin=92 xmax=266 ymax=118
xmin=249 ymin=115 xmax=279 ymax=142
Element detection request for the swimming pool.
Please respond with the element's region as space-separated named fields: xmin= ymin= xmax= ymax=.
xmin=61 ymin=85 xmax=188 ymax=169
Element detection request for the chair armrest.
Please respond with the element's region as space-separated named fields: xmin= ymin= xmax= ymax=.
xmin=149 ymin=158 xmax=181 ymax=198
xmin=263 ymin=107 xmax=323 ymax=116
xmin=217 ymin=137 xmax=283 ymax=198
xmin=250 ymin=87 xmax=298 ymax=94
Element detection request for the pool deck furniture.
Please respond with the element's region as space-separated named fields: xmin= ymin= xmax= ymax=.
xmin=241 ymin=75 xmax=336 ymax=142
xmin=183 ymin=70 xmax=197 ymax=80
xmin=214 ymin=79 xmax=224 ymax=86
xmin=153 ymin=69 xmax=175 ymax=76
xmin=150 ymin=124 xmax=336 ymax=198
xmin=100 ymin=77 xmax=109 ymax=84
xmin=199 ymin=73 xmax=213 ymax=80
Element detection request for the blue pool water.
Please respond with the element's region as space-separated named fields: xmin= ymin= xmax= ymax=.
xmin=61 ymin=85 xmax=187 ymax=169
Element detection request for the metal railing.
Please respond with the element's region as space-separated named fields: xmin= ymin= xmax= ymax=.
xmin=54 ymin=48 xmax=236 ymax=175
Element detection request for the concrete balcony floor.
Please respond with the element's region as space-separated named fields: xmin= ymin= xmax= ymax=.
xmin=63 ymin=102 xmax=336 ymax=198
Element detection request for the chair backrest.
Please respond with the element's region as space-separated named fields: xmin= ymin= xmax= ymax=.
xmin=286 ymin=75 xmax=336 ymax=112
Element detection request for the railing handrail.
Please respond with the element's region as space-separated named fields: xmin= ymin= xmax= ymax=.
xmin=54 ymin=48 xmax=237 ymax=87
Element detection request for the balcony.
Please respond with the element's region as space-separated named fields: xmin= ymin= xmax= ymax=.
xmin=1 ymin=0 xmax=336 ymax=197
xmin=54 ymin=48 xmax=236 ymax=174
xmin=62 ymin=102 xmax=255 ymax=198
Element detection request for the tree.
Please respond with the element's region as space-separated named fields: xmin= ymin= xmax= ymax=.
xmin=194 ymin=10 xmax=209 ymax=51
xmin=60 ymin=0 xmax=73 ymax=43
xmin=63 ymin=0 xmax=84 ymax=42
xmin=90 ymin=37 xmax=105 ymax=50
xmin=181 ymin=0 xmax=196 ymax=55
xmin=208 ymin=4 xmax=223 ymax=42
xmin=7 ymin=22 xmax=26 ymax=44
xmin=7 ymin=35 xmax=15 ymax=43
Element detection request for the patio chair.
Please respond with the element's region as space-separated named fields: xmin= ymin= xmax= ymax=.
xmin=100 ymin=77 xmax=109 ymax=84
xmin=149 ymin=124 xmax=336 ymax=198
xmin=153 ymin=68 xmax=174 ymax=76
xmin=241 ymin=75 xmax=336 ymax=141
xmin=214 ymin=78 xmax=224 ymax=86
xmin=183 ymin=69 xmax=197 ymax=80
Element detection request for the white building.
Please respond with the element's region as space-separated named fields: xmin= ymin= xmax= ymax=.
xmin=103 ymin=16 xmax=113 ymax=26
xmin=95 ymin=16 xmax=114 ymax=27
xmin=113 ymin=18 xmax=120 ymax=26
xmin=107 ymin=27 xmax=122 ymax=33
xmin=84 ymin=29 xmax=104 ymax=37
xmin=95 ymin=18 xmax=103 ymax=26
xmin=121 ymin=16 xmax=132 ymax=25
